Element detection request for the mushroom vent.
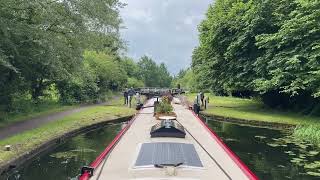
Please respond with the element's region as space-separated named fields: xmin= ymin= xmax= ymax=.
xmin=150 ymin=120 xmax=186 ymax=138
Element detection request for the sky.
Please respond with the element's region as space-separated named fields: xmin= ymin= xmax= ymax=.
xmin=119 ymin=0 xmax=213 ymax=75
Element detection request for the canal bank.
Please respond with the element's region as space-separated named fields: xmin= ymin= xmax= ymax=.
xmin=0 ymin=102 xmax=136 ymax=174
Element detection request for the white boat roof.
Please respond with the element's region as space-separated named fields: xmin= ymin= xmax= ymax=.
xmin=90 ymin=98 xmax=253 ymax=180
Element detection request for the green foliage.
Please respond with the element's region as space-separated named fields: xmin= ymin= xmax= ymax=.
xmin=192 ymin=0 xmax=320 ymax=111
xmin=120 ymin=57 xmax=140 ymax=77
xmin=0 ymin=0 xmax=173 ymax=118
xmin=137 ymin=56 xmax=172 ymax=87
xmin=0 ymin=0 xmax=124 ymax=109
xmin=173 ymin=69 xmax=199 ymax=92
xmin=127 ymin=77 xmax=145 ymax=88
xmin=156 ymin=99 xmax=173 ymax=114
xmin=84 ymin=51 xmax=127 ymax=91
xmin=255 ymin=1 xmax=320 ymax=97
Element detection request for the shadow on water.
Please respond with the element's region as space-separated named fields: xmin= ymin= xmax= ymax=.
xmin=1 ymin=124 xmax=121 ymax=180
xmin=201 ymin=115 xmax=320 ymax=180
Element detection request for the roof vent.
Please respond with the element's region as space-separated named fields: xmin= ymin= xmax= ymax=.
xmin=150 ymin=120 xmax=186 ymax=138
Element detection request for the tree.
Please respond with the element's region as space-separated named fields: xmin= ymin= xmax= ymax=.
xmin=192 ymin=0 xmax=320 ymax=111
xmin=137 ymin=56 xmax=172 ymax=87
xmin=255 ymin=0 xmax=320 ymax=97
xmin=0 ymin=0 xmax=124 ymax=109
xmin=158 ymin=63 xmax=172 ymax=87
xmin=173 ymin=68 xmax=197 ymax=92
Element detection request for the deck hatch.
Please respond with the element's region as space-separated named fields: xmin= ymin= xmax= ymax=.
xmin=134 ymin=142 xmax=203 ymax=167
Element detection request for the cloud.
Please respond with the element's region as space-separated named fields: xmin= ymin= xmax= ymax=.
xmin=120 ymin=0 xmax=213 ymax=74
xmin=183 ymin=17 xmax=194 ymax=25
xmin=122 ymin=8 xmax=153 ymax=24
xmin=183 ymin=15 xmax=204 ymax=26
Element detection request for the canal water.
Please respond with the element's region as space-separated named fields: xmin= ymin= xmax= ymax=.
xmin=2 ymin=117 xmax=320 ymax=179
xmin=202 ymin=115 xmax=320 ymax=180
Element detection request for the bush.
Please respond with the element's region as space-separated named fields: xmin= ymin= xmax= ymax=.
xmin=156 ymin=96 xmax=173 ymax=114
xmin=156 ymin=102 xmax=173 ymax=114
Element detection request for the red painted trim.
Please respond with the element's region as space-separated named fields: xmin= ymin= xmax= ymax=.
xmin=79 ymin=172 xmax=90 ymax=180
xmin=190 ymin=110 xmax=259 ymax=180
xmin=79 ymin=101 xmax=147 ymax=180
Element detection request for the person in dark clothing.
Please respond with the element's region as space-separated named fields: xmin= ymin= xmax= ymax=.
xmin=127 ymin=87 xmax=135 ymax=108
xmin=200 ymin=92 xmax=204 ymax=106
xmin=123 ymin=89 xmax=128 ymax=105
xmin=193 ymin=94 xmax=201 ymax=116
xmin=193 ymin=103 xmax=200 ymax=115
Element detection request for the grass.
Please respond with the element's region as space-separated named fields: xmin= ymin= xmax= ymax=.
xmin=293 ymin=125 xmax=320 ymax=145
xmin=0 ymin=96 xmax=137 ymax=167
xmin=0 ymin=92 xmax=124 ymax=128
xmin=186 ymin=93 xmax=320 ymax=125
xmin=186 ymin=93 xmax=320 ymax=146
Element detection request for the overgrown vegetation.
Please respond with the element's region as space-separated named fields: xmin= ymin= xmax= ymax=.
xmin=185 ymin=0 xmax=320 ymax=114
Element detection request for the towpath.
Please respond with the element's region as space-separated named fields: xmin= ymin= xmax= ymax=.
xmin=0 ymin=97 xmax=121 ymax=140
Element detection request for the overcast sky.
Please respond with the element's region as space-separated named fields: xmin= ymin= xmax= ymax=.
xmin=119 ymin=0 xmax=213 ymax=75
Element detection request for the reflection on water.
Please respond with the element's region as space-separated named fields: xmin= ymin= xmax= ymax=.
xmin=3 ymin=124 xmax=121 ymax=180
xmin=202 ymin=115 xmax=320 ymax=180
xmin=2 ymin=116 xmax=320 ymax=180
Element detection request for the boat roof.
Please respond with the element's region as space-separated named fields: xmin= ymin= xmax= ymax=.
xmin=89 ymin=98 xmax=256 ymax=180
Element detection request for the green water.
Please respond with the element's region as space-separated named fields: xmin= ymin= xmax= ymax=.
xmin=2 ymin=117 xmax=320 ymax=180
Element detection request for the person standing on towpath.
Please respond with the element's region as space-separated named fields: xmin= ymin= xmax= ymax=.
xmin=200 ymin=91 xmax=204 ymax=106
xmin=127 ymin=87 xmax=135 ymax=108
xmin=123 ymin=88 xmax=128 ymax=105
xmin=193 ymin=93 xmax=201 ymax=115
